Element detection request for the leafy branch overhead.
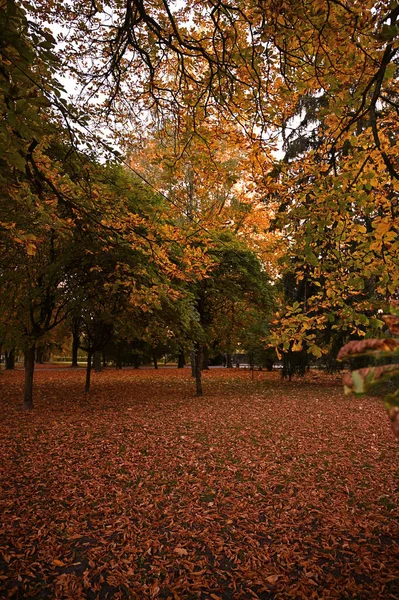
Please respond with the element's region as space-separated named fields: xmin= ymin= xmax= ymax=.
xmin=338 ymin=301 xmax=399 ymax=438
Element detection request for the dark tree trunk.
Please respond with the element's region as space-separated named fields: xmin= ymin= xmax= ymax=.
xmin=226 ymin=353 xmax=233 ymax=369
xmin=102 ymin=352 xmax=107 ymax=368
xmin=36 ymin=346 xmax=44 ymax=364
xmin=282 ymin=353 xmax=292 ymax=381
xmin=85 ymin=351 xmax=92 ymax=393
xmin=23 ymin=345 xmax=36 ymax=410
xmin=93 ymin=350 xmax=102 ymax=373
xmin=152 ymin=351 xmax=158 ymax=369
xmin=71 ymin=332 xmax=79 ymax=367
xmin=116 ymin=343 xmax=123 ymax=369
xmin=190 ymin=350 xmax=196 ymax=377
xmin=177 ymin=348 xmax=185 ymax=369
xmin=194 ymin=343 xmax=203 ymax=396
xmin=202 ymin=345 xmax=210 ymax=370
xmin=5 ymin=349 xmax=15 ymax=370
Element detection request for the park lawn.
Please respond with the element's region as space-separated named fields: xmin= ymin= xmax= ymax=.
xmin=0 ymin=368 xmax=398 ymax=600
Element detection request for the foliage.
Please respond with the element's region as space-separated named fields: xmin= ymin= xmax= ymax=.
xmin=338 ymin=300 xmax=399 ymax=439
xmin=260 ymin=0 xmax=399 ymax=360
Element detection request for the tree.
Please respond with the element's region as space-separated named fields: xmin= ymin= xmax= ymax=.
xmin=257 ymin=1 xmax=399 ymax=365
xmin=182 ymin=228 xmax=273 ymax=392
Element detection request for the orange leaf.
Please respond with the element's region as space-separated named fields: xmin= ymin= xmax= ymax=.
xmin=53 ymin=559 xmax=65 ymax=567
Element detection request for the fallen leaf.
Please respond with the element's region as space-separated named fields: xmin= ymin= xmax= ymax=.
xmin=266 ymin=575 xmax=280 ymax=584
xmin=53 ymin=559 xmax=66 ymax=567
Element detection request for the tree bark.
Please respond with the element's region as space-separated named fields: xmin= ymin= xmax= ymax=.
xmin=194 ymin=343 xmax=203 ymax=396
xmin=152 ymin=351 xmax=158 ymax=369
xmin=36 ymin=346 xmax=44 ymax=364
xmin=93 ymin=350 xmax=102 ymax=373
xmin=71 ymin=332 xmax=79 ymax=367
xmin=5 ymin=349 xmax=15 ymax=370
xmin=71 ymin=322 xmax=80 ymax=367
xmin=202 ymin=345 xmax=210 ymax=370
xmin=23 ymin=345 xmax=36 ymax=410
xmin=190 ymin=350 xmax=196 ymax=377
xmin=177 ymin=348 xmax=185 ymax=369
xmin=85 ymin=351 xmax=92 ymax=393
xmin=226 ymin=353 xmax=233 ymax=368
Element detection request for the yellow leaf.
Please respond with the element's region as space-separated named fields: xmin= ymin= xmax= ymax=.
xmin=26 ymin=243 xmax=36 ymax=256
xmin=291 ymin=341 xmax=303 ymax=352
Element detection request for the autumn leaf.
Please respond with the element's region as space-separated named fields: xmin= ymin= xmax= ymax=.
xmin=52 ymin=559 xmax=66 ymax=567
xmin=265 ymin=574 xmax=280 ymax=584
xmin=337 ymin=338 xmax=399 ymax=360
xmin=174 ymin=547 xmax=188 ymax=557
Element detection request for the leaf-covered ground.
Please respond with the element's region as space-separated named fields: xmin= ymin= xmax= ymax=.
xmin=0 ymin=368 xmax=398 ymax=599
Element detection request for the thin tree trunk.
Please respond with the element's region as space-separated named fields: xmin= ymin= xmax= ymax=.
xmin=202 ymin=345 xmax=210 ymax=370
xmin=226 ymin=353 xmax=233 ymax=369
xmin=71 ymin=331 xmax=79 ymax=367
xmin=152 ymin=351 xmax=158 ymax=369
xmin=93 ymin=350 xmax=102 ymax=373
xmin=23 ymin=345 xmax=36 ymax=410
xmin=190 ymin=350 xmax=196 ymax=377
xmin=195 ymin=343 xmax=203 ymax=396
xmin=71 ymin=342 xmax=79 ymax=366
xmin=5 ymin=348 xmax=15 ymax=370
xmin=36 ymin=346 xmax=44 ymax=364
xmin=102 ymin=352 xmax=107 ymax=368
xmin=177 ymin=348 xmax=185 ymax=369
xmin=85 ymin=351 xmax=92 ymax=393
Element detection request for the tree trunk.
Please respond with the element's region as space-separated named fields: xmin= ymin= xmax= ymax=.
xmin=202 ymin=345 xmax=210 ymax=370
xmin=177 ymin=348 xmax=185 ymax=369
xmin=102 ymin=352 xmax=107 ymax=368
xmin=85 ymin=351 xmax=92 ymax=393
xmin=152 ymin=351 xmax=158 ymax=370
xmin=93 ymin=350 xmax=102 ymax=373
xmin=226 ymin=353 xmax=233 ymax=369
xmin=36 ymin=346 xmax=44 ymax=364
xmin=71 ymin=332 xmax=79 ymax=367
xmin=194 ymin=343 xmax=203 ymax=396
xmin=190 ymin=350 xmax=196 ymax=377
xmin=23 ymin=345 xmax=36 ymax=410
xmin=5 ymin=348 xmax=15 ymax=370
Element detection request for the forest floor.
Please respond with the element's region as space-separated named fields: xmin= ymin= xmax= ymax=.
xmin=0 ymin=368 xmax=398 ymax=600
